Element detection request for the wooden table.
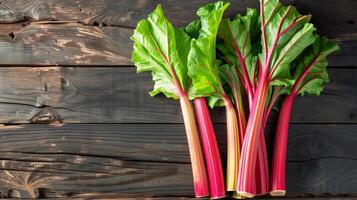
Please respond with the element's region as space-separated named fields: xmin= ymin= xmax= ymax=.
xmin=0 ymin=0 xmax=355 ymax=198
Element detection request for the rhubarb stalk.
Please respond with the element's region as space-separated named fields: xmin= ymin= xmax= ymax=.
xmin=237 ymin=71 xmax=270 ymax=197
xmin=194 ymin=97 xmax=225 ymax=198
xmin=270 ymin=93 xmax=294 ymax=196
xmin=186 ymin=2 xmax=240 ymax=192
xmin=131 ymin=5 xmax=210 ymax=197
xmin=224 ymin=95 xmax=241 ymax=191
xmin=271 ymin=36 xmax=339 ymax=196
xmin=217 ymin=8 xmax=271 ymax=196
xmin=236 ymin=0 xmax=317 ymax=196
xmin=180 ymin=96 xmax=210 ymax=197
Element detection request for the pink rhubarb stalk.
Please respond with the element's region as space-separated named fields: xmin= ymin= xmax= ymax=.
xmin=237 ymin=0 xmax=303 ymax=195
xmin=256 ymin=87 xmax=282 ymax=195
xmin=271 ymin=58 xmax=318 ymax=196
xmin=234 ymin=53 xmax=269 ymax=197
xmin=166 ymin=47 xmax=210 ymax=197
xmin=180 ymin=95 xmax=210 ymax=197
xmin=255 ymin=128 xmax=269 ymax=195
xmin=237 ymin=68 xmax=270 ymax=197
xmin=270 ymin=93 xmax=294 ymax=196
xmin=194 ymin=97 xmax=225 ymax=198
xmin=229 ymin=22 xmax=270 ymax=196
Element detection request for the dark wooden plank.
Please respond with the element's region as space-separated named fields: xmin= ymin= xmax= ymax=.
xmin=0 ymin=124 xmax=193 ymax=198
xmin=0 ymin=0 xmax=355 ymax=37
xmin=270 ymin=124 xmax=357 ymax=196
xmin=0 ymin=23 xmax=133 ymax=66
xmin=0 ymin=67 xmax=354 ymax=124
xmin=328 ymin=33 xmax=357 ymax=67
xmin=0 ymin=23 xmax=353 ymax=66
xmin=0 ymin=124 xmax=355 ymax=198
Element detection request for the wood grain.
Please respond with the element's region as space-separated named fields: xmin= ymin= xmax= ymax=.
xmin=0 ymin=23 xmax=353 ymax=66
xmin=0 ymin=23 xmax=133 ymax=66
xmin=0 ymin=0 xmax=354 ymax=37
xmin=0 ymin=67 xmax=354 ymax=124
xmin=0 ymin=124 xmax=355 ymax=198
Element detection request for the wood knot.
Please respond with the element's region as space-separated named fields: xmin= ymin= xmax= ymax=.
xmin=8 ymin=188 xmax=39 ymax=198
xmin=29 ymin=107 xmax=61 ymax=123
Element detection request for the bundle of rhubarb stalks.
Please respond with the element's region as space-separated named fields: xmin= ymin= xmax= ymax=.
xmin=131 ymin=0 xmax=339 ymax=199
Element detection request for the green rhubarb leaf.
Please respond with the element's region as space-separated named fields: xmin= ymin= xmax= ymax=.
xmin=293 ymin=35 xmax=340 ymax=96
xmin=261 ymin=0 xmax=316 ymax=86
xmin=217 ymin=63 xmax=245 ymax=107
xmin=187 ymin=1 xmax=230 ymax=99
xmin=131 ymin=5 xmax=192 ymax=99
xmin=207 ymin=62 xmax=239 ymax=108
xmin=207 ymin=95 xmax=225 ymax=108
xmin=217 ymin=8 xmax=260 ymax=82
xmin=185 ymin=20 xmax=201 ymax=39
xmin=270 ymin=23 xmax=316 ymax=83
xmin=219 ymin=64 xmax=240 ymax=91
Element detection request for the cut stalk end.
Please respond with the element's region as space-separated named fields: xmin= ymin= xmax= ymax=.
xmin=232 ymin=192 xmax=247 ymax=199
xmin=270 ymin=190 xmax=286 ymax=196
xmin=195 ymin=194 xmax=210 ymax=198
xmin=194 ymin=97 xmax=226 ymax=198
xmin=235 ymin=191 xmax=255 ymax=198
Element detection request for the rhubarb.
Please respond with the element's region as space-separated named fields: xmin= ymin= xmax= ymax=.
xmin=217 ymin=8 xmax=271 ymax=195
xmin=186 ymin=2 xmax=241 ymax=192
xmin=236 ymin=0 xmax=317 ymax=196
xmin=131 ymin=5 xmax=209 ymax=197
xmin=271 ymin=36 xmax=339 ymax=196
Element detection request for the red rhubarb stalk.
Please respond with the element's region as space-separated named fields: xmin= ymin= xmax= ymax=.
xmin=271 ymin=36 xmax=339 ymax=196
xmin=237 ymin=69 xmax=270 ymax=198
xmin=270 ymin=93 xmax=294 ymax=196
xmin=194 ymin=97 xmax=225 ymax=198
xmin=217 ymin=7 xmax=271 ymax=196
xmin=255 ymin=128 xmax=269 ymax=195
xmin=185 ymin=2 xmax=237 ymax=192
xmin=237 ymin=0 xmax=318 ymax=196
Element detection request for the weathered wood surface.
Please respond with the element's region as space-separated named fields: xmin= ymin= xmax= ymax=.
xmin=0 ymin=67 xmax=354 ymax=124
xmin=0 ymin=0 xmax=354 ymax=36
xmin=0 ymin=23 xmax=133 ymax=66
xmin=0 ymin=23 xmax=354 ymax=66
xmin=0 ymin=124 xmax=355 ymax=198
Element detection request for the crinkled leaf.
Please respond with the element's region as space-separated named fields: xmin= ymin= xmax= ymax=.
xmin=219 ymin=64 xmax=240 ymax=90
xmin=261 ymin=0 xmax=316 ymax=87
xmin=218 ymin=63 xmax=246 ymax=107
xmin=270 ymin=23 xmax=316 ymax=81
xmin=293 ymin=35 xmax=340 ymax=96
xmin=185 ymin=20 xmax=201 ymax=39
xmin=217 ymin=8 xmax=260 ymax=83
xmin=131 ymin=5 xmax=192 ymax=99
xmin=263 ymin=1 xmax=310 ymax=51
xmin=208 ymin=61 xmax=240 ymax=108
xmin=187 ymin=1 xmax=230 ymax=99
xmin=207 ymin=95 xmax=225 ymax=108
